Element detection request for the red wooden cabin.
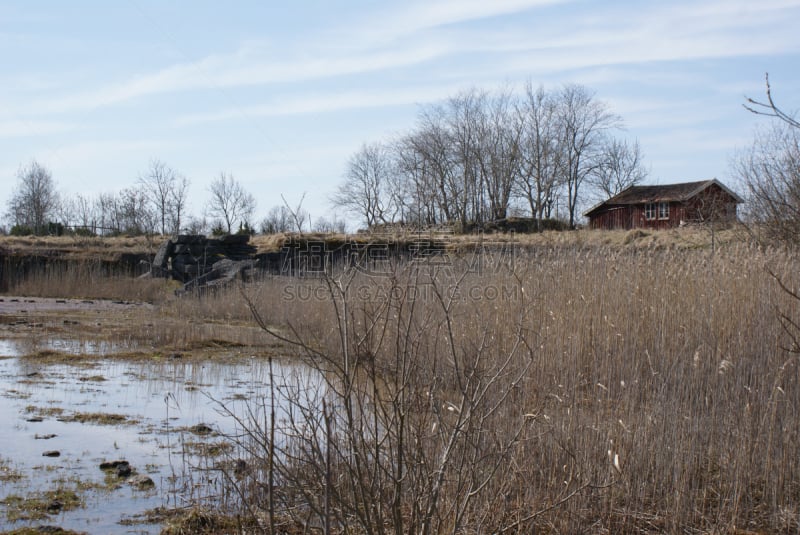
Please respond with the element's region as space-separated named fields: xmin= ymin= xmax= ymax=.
xmin=583 ymin=179 xmax=743 ymax=230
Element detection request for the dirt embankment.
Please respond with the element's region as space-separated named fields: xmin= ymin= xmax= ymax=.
xmin=0 ymin=226 xmax=747 ymax=292
xmin=0 ymin=247 xmax=154 ymax=293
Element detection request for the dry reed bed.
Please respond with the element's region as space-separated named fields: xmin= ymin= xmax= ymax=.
xmin=6 ymin=260 xmax=171 ymax=303
xmin=4 ymin=241 xmax=799 ymax=532
xmin=191 ymin=243 xmax=799 ymax=533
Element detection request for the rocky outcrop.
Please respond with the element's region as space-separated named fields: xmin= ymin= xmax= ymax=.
xmin=149 ymin=233 xmax=450 ymax=294
xmin=150 ymin=234 xmax=258 ymax=293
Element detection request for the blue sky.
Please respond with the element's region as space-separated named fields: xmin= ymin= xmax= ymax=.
xmin=2 ymin=0 xmax=799 ymax=229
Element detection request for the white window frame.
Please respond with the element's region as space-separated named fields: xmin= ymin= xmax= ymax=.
xmin=644 ymin=202 xmax=657 ymax=220
xmin=658 ymin=202 xmax=670 ymax=220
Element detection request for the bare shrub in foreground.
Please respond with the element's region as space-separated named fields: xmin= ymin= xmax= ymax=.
xmin=185 ymin=243 xmax=800 ymax=533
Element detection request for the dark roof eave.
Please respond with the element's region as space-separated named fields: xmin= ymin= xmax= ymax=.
xmin=585 ymin=179 xmax=744 ymax=217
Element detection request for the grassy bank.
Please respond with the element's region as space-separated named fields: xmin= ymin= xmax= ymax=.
xmin=0 ymin=224 xmax=749 ymax=257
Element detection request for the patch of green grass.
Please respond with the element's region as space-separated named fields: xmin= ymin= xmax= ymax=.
xmin=78 ymin=375 xmax=107 ymax=382
xmin=1 ymin=488 xmax=82 ymax=522
xmin=23 ymin=405 xmax=64 ymax=418
xmin=0 ymin=457 xmax=24 ymax=483
xmin=159 ymin=507 xmax=264 ymax=535
xmin=182 ymin=440 xmax=234 ymax=458
xmin=62 ymin=412 xmax=137 ymax=425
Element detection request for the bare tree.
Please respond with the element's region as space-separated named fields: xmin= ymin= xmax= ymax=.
xmin=732 ymin=123 xmax=800 ymax=245
xmin=514 ymin=84 xmax=563 ymax=227
xmin=170 ymin=173 xmax=190 ymax=233
xmin=478 ymin=88 xmax=521 ymax=221
xmin=557 ymin=84 xmax=620 ymax=228
xmin=207 ymin=172 xmax=257 ymax=234
xmin=589 ymin=138 xmax=648 ymax=199
xmin=394 ymin=134 xmax=440 ymax=226
xmin=95 ymin=192 xmax=118 ymax=236
xmin=338 ymin=83 xmax=631 ymax=232
xmin=260 ymin=205 xmax=293 ymax=234
xmin=405 ymin=112 xmax=459 ymax=224
xmin=6 ymin=160 xmax=59 ymax=235
xmin=332 ymin=142 xmax=397 ymax=228
xmin=116 ymin=187 xmax=156 ymax=235
xmin=744 ymin=73 xmax=800 ymax=129
xmin=138 ymin=159 xmax=189 ymax=235
xmin=281 ymin=193 xmax=310 ymax=233
xmin=312 ymin=215 xmax=347 ymax=233
xmin=446 ymin=89 xmax=486 ymax=226
xmin=70 ymin=193 xmax=97 ymax=234
xmin=738 ymin=73 xmax=800 ymax=246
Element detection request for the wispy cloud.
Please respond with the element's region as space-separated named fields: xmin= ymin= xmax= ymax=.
xmin=8 ymin=0 xmax=800 ymax=135
xmin=174 ymin=83 xmax=466 ymax=126
xmin=351 ymin=0 xmax=568 ymax=45
xmin=494 ymin=1 xmax=800 ymax=76
xmin=0 ymin=119 xmax=74 ymax=138
xmin=34 ymin=41 xmax=455 ymax=115
xmin=26 ymin=0 xmax=568 ymax=115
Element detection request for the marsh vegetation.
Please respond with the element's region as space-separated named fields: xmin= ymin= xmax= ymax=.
xmin=1 ymin=229 xmax=799 ymax=533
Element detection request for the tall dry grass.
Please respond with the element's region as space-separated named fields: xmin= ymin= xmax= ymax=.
xmin=5 ymin=260 xmax=171 ymax=302
xmin=6 ymin=237 xmax=799 ymax=532
xmin=181 ymin=242 xmax=800 ymax=533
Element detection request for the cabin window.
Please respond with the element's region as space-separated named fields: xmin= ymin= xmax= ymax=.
xmin=644 ymin=203 xmax=657 ymax=220
xmin=658 ymin=202 xmax=669 ymax=220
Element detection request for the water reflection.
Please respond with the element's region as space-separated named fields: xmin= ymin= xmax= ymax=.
xmin=0 ymin=342 xmax=318 ymax=534
xmin=1 ymin=337 xmax=140 ymax=357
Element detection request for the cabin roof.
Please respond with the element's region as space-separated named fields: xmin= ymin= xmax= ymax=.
xmin=583 ymin=179 xmax=743 ymax=217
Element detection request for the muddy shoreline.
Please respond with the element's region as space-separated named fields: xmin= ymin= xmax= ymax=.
xmin=0 ymin=296 xmax=302 ymax=534
xmin=0 ymin=296 xmax=150 ymax=315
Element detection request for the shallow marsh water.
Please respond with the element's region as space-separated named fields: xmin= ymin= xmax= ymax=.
xmin=0 ymin=337 xmax=312 ymax=534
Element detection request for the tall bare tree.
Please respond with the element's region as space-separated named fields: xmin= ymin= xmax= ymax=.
xmin=405 ymin=112 xmax=459 ymax=224
xmin=207 ymin=172 xmax=257 ymax=234
xmin=739 ymin=73 xmax=800 ymax=246
xmin=332 ymin=142 xmax=397 ymax=228
xmin=69 ymin=193 xmax=96 ymax=233
xmin=6 ymin=160 xmax=59 ymax=235
xmin=478 ymin=89 xmax=521 ymax=221
xmin=138 ymin=159 xmax=189 ymax=235
xmin=557 ymin=84 xmax=620 ymax=228
xmin=446 ymin=89 xmax=485 ymax=226
xmin=514 ymin=84 xmax=562 ymax=227
xmin=338 ymin=83 xmax=633 ymax=232
xmin=589 ymin=138 xmax=648 ymax=199
xmin=394 ymin=134 xmax=440 ymax=226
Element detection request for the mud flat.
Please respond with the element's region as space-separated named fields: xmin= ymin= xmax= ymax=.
xmin=0 ymin=298 xmax=309 ymax=534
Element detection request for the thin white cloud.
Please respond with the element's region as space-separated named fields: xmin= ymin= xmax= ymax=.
xmin=496 ymin=1 xmax=800 ymax=76
xmin=354 ymin=0 xmax=568 ymax=45
xmin=12 ymin=0 xmax=800 ymax=121
xmin=174 ymin=83 xmax=467 ymax=126
xmin=24 ymin=0 xmax=568 ymax=115
xmin=0 ymin=120 xmax=74 ymax=138
xmin=35 ymin=41 xmax=454 ymax=115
